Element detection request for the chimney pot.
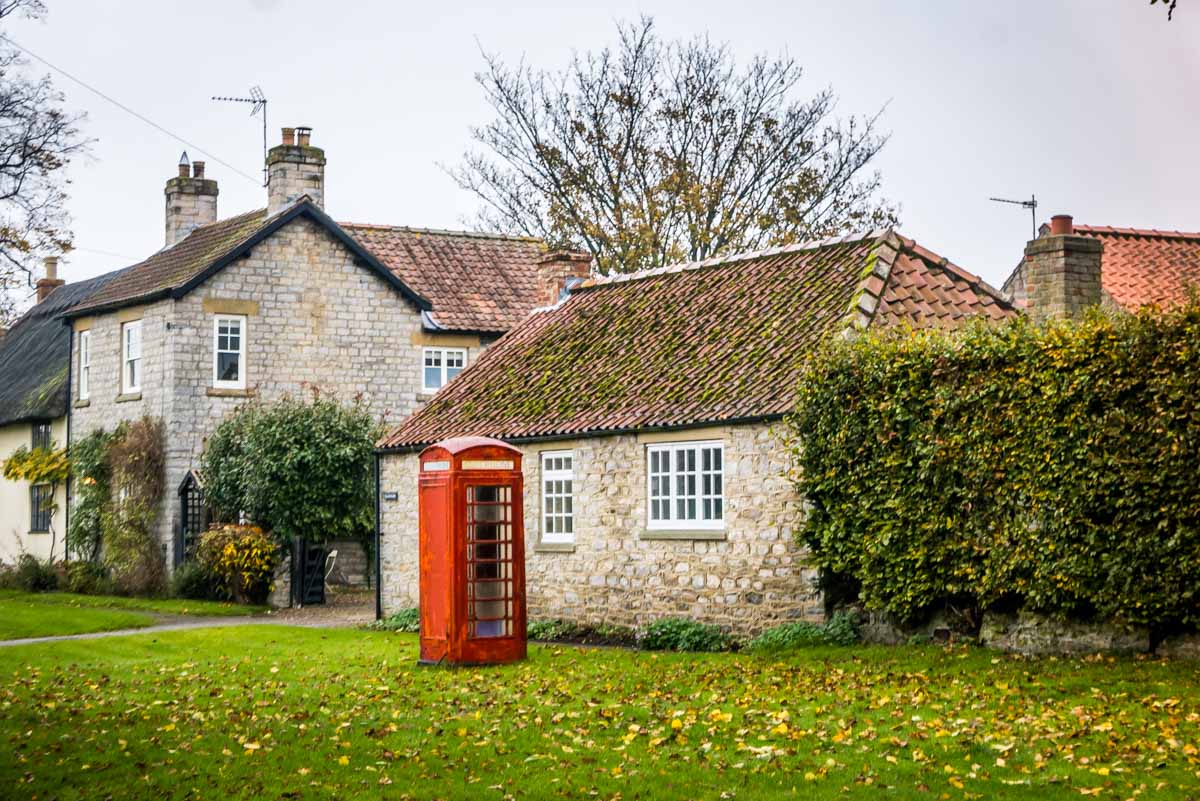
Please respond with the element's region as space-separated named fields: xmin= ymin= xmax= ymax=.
xmin=296 ymin=126 xmax=312 ymax=147
xmin=192 ymin=161 xmax=205 ymax=179
xmin=1049 ymin=214 xmax=1074 ymax=236
xmin=35 ymin=255 xmax=65 ymax=303
xmin=178 ymin=162 xmax=190 ymax=178
xmin=281 ymin=127 xmax=295 ymax=146
xmin=43 ymin=255 xmax=58 ymax=281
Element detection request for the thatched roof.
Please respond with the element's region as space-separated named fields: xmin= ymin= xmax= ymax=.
xmin=0 ymin=270 xmax=122 ymax=427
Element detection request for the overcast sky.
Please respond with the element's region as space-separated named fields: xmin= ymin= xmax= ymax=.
xmin=10 ymin=0 xmax=1200 ymax=293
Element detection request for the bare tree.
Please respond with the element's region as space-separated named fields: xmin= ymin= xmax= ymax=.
xmin=451 ymin=17 xmax=897 ymax=274
xmin=0 ymin=0 xmax=85 ymax=324
xmin=1150 ymin=0 xmax=1178 ymax=19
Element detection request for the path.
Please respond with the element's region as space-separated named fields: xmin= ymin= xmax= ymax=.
xmin=0 ymin=587 xmax=377 ymax=648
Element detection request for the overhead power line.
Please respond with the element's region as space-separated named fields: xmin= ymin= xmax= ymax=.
xmin=0 ymin=34 xmax=261 ymax=186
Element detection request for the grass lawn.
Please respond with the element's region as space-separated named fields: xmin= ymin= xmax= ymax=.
xmin=0 ymin=589 xmax=267 ymax=618
xmin=0 ymin=597 xmax=154 ymax=640
xmin=0 ymin=627 xmax=1197 ymax=799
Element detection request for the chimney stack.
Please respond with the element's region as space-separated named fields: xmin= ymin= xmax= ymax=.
xmin=267 ymin=125 xmax=325 ymax=214
xmin=35 ymin=256 xmax=65 ymax=303
xmin=1021 ymin=214 xmax=1103 ymax=320
xmin=164 ymin=151 xmax=218 ymax=247
xmin=536 ymin=250 xmax=593 ymax=307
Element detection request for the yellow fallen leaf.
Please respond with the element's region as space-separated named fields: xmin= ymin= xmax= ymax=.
xmin=337 ymin=755 xmax=350 ymax=766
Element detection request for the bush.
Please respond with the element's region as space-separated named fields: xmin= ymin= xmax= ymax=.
xmin=202 ymin=393 xmax=380 ymax=550
xmin=10 ymin=554 xmax=58 ymax=592
xmin=527 ymin=619 xmax=583 ymax=641
xmin=170 ymin=560 xmax=227 ymax=602
xmin=367 ymin=608 xmax=420 ymax=633
xmin=749 ymin=612 xmax=861 ymax=651
xmin=787 ymin=305 xmax=1200 ymax=630
xmin=65 ymin=429 xmax=116 ymax=563
xmin=64 ymin=561 xmax=112 ymax=595
xmin=639 ymin=618 xmax=732 ymax=652
xmin=102 ymin=504 xmax=166 ymax=597
xmin=196 ymin=525 xmax=278 ymax=605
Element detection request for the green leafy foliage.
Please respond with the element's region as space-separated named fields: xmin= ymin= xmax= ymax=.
xmin=170 ymin=560 xmax=228 ymax=602
xmin=195 ymin=525 xmax=277 ymax=605
xmin=367 ymin=608 xmax=420 ymax=633
xmin=3 ymin=554 xmax=58 ymax=593
xmin=527 ymin=619 xmax=638 ymax=646
xmin=748 ymin=612 xmax=861 ymax=652
xmin=65 ymin=427 xmax=117 ymax=562
xmin=202 ymin=393 xmax=380 ymax=549
xmin=786 ymin=306 xmax=1200 ymax=630
xmin=638 ymin=618 xmax=732 ymax=652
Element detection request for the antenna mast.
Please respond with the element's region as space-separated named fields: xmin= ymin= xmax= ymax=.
xmin=989 ymin=194 xmax=1038 ymax=238
xmin=212 ymin=86 xmax=268 ymax=187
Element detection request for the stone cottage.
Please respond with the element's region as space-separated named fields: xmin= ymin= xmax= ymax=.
xmin=58 ymin=126 xmax=584 ymax=575
xmin=375 ymin=230 xmax=1022 ymax=633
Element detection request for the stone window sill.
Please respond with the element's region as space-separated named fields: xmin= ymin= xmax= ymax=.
xmin=27 ymin=530 xmax=49 ymax=536
xmin=73 ymin=399 xmax=90 ymax=408
xmin=207 ymin=387 xmax=250 ymax=398
xmin=534 ymin=542 xmax=576 ymax=553
xmin=115 ymin=392 xmax=142 ymax=403
xmin=639 ymin=529 xmax=727 ymax=542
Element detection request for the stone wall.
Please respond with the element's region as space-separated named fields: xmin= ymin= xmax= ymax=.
xmin=379 ymin=421 xmax=823 ymax=635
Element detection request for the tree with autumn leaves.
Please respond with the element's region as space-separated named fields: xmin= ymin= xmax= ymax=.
xmin=0 ymin=0 xmax=85 ymax=326
xmin=453 ymin=17 xmax=896 ymax=275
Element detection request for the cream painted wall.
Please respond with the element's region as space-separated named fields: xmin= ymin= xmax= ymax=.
xmin=0 ymin=417 xmax=68 ymax=564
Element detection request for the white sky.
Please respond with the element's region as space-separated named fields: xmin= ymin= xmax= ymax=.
xmin=11 ymin=0 xmax=1200 ymax=292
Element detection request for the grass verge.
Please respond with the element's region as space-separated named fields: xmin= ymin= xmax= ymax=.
xmin=0 ymin=626 xmax=1197 ymax=799
xmin=0 ymin=589 xmax=267 ymax=618
xmin=0 ymin=597 xmax=153 ymax=640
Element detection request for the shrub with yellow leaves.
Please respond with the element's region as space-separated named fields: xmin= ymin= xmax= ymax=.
xmin=196 ymin=524 xmax=278 ymax=605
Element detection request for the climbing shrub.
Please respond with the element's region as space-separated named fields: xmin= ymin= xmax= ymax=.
xmin=101 ymin=417 xmax=167 ymax=596
xmin=3 ymin=441 xmax=70 ymax=561
xmin=202 ymin=392 xmax=381 ymax=549
xmin=786 ymin=305 xmax=1200 ymax=631
xmin=66 ymin=428 xmax=117 ymax=562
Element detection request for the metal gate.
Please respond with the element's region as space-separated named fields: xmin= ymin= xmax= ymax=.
xmin=292 ymin=539 xmax=328 ymax=607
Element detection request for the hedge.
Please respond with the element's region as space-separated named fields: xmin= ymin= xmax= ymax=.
xmin=785 ymin=305 xmax=1200 ymax=631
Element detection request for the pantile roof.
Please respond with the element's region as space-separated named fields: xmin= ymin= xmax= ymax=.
xmin=0 ymin=269 xmax=124 ymax=427
xmin=379 ymin=230 xmax=1015 ymax=450
xmin=342 ymin=225 xmax=545 ymax=333
xmin=1072 ymin=225 xmax=1200 ymax=311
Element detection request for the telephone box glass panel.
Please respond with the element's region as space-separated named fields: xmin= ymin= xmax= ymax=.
xmin=466 ymin=485 xmax=513 ymax=638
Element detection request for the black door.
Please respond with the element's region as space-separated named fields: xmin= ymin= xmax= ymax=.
xmin=292 ymin=539 xmax=328 ymax=606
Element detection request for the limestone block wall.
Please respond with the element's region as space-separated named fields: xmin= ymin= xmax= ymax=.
xmin=379 ymin=421 xmax=823 ymax=635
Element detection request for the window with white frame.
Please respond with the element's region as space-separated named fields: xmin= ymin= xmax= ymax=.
xmin=646 ymin=441 xmax=724 ymax=530
xmin=422 ymin=347 xmax=466 ymax=392
xmin=212 ymin=315 xmax=247 ymax=389
xmin=78 ymin=330 xmax=90 ymax=400
xmin=540 ymin=451 xmax=574 ymax=543
xmin=121 ymin=320 xmax=142 ymax=394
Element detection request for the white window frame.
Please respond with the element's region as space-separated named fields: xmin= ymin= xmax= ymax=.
xmin=212 ymin=314 xmax=247 ymax=390
xmin=121 ymin=320 xmax=142 ymax=395
xmin=646 ymin=440 xmax=724 ymax=531
xmin=77 ymin=330 xmax=90 ymax=401
xmin=540 ymin=450 xmax=575 ymax=544
xmin=421 ymin=347 xmax=466 ymax=392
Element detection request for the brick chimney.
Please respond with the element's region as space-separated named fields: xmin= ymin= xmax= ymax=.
xmin=536 ymin=250 xmax=592 ymax=307
xmin=1021 ymin=214 xmax=1103 ymax=320
xmin=267 ymin=126 xmax=325 ymax=214
xmin=164 ymin=152 xmax=218 ymax=247
xmin=35 ymin=256 xmax=65 ymax=303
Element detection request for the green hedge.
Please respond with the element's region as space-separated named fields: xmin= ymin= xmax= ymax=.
xmin=786 ymin=306 xmax=1200 ymax=630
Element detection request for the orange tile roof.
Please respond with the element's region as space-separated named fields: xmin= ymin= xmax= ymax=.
xmin=379 ymin=231 xmax=1016 ymax=449
xmin=342 ymin=225 xmax=546 ymax=333
xmin=1072 ymin=225 xmax=1200 ymax=311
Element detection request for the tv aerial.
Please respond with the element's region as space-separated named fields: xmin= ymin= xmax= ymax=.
xmin=989 ymin=194 xmax=1038 ymax=238
xmin=212 ymin=86 xmax=268 ymax=187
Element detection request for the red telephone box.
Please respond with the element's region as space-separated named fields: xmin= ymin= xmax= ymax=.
xmin=417 ymin=436 xmax=527 ymax=666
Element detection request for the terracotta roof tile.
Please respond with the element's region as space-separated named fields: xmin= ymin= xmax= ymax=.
xmin=1072 ymin=225 xmax=1200 ymax=311
xmin=380 ymin=231 xmax=1017 ymax=449
xmin=343 ymin=225 xmax=546 ymax=333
